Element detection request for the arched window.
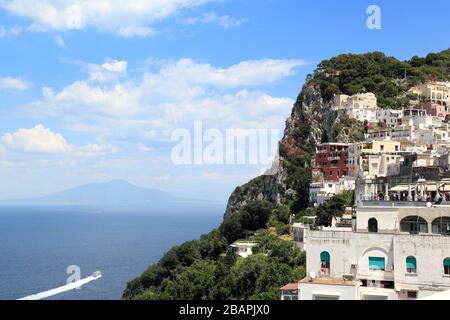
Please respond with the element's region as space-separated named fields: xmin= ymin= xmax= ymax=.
xmin=432 ymin=217 xmax=450 ymax=235
xmin=368 ymin=218 xmax=378 ymax=233
xmin=444 ymin=258 xmax=450 ymax=275
xmin=406 ymin=256 xmax=417 ymax=274
xmin=400 ymin=216 xmax=428 ymax=234
xmin=320 ymin=251 xmax=330 ymax=276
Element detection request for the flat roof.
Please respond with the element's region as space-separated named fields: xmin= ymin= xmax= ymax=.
xmin=300 ymin=277 xmax=358 ymax=287
xmin=280 ymin=283 xmax=298 ymax=291
xmin=230 ymin=242 xmax=258 ymax=247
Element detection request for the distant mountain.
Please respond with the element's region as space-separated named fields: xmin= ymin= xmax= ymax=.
xmin=0 ymin=180 xmax=224 ymax=213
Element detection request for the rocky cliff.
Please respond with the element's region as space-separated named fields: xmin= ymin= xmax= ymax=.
xmin=224 ymin=84 xmax=338 ymax=218
xmin=224 ymin=48 xmax=450 ymax=218
xmin=123 ymin=49 xmax=450 ymax=300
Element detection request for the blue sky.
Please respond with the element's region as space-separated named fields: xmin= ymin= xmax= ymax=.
xmin=0 ymin=0 xmax=449 ymax=202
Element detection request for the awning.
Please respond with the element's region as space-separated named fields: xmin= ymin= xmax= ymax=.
xmin=395 ymin=284 xmax=420 ymax=292
xmin=426 ymin=184 xmax=450 ymax=192
xmin=312 ymin=291 xmax=341 ymax=297
xmin=389 ymin=185 xmax=414 ymax=192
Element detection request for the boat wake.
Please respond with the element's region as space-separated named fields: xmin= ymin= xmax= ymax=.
xmin=18 ymin=271 xmax=102 ymax=300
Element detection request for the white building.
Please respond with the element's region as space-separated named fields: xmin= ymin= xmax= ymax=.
xmin=333 ymin=93 xmax=378 ymax=123
xmin=365 ymin=126 xmax=435 ymax=145
xmin=402 ymin=109 xmax=443 ymax=129
xmin=309 ymin=177 xmax=356 ymax=206
xmin=347 ymin=139 xmax=403 ymax=178
xmin=377 ymin=109 xmax=403 ymax=127
xmin=298 ymin=202 xmax=450 ymax=300
xmin=230 ymin=242 xmax=258 ymax=258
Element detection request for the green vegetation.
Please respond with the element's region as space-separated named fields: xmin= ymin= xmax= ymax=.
xmin=314 ymin=191 xmax=354 ymax=228
xmin=304 ymin=49 xmax=450 ymax=109
xmin=124 ymin=49 xmax=450 ymax=301
xmin=332 ymin=114 xmax=365 ymax=143
xmin=123 ymin=201 xmax=306 ymax=300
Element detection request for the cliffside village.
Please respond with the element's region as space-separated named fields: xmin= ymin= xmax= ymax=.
xmin=233 ymin=82 xmax=450 ymax=300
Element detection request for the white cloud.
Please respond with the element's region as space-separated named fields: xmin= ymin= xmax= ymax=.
xmin=155 ymin=58 xmax=306 ymax=87
xmin=28 ymin=58 xmax=302 ymax=127
xmin=0 ymin=25 xmax=21 ymax=37
xmin=75 ymin=143 xmax=119 ymax=157
xmin=2 ymin=124 xmax=72 ymax=154
xmin=117 ymin=25 xmax=155 ymax=38
xmin=1 ymin=124 xmax=119 ymax=157
xmin=87 ymin=58 xmax=128 ymax=82
xmin=0 ymin=0 xmax=215 ymax=36
xmin=0 ymin=76 xmax=31 ymax=91
xmin=183 ymin=11 xmax=245 ymax=28
xmin=55 ymin=35 xmax=67 ymax=49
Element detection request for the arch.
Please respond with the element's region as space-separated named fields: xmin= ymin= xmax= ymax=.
xmin=400 ymin=216 xmax=428 ymax=234
xmin=320 ymin=251 xmax=330 ymax=276
xmin=368 ymin=218 xmax=378 ymax=233
xmin=432 ymin=217 xmax=450 ymax=235
xmin=406 ymin=256 xmax=417 ymax=274
xmin=444 ymin=258 xmax=450 ymax=275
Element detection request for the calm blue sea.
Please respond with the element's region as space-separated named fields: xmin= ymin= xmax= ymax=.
xmin=0 ymin=207 xmax=223 ymax=300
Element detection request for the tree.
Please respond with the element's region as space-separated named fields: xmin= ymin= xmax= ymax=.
xmin=239 ymin=200 xmax=274 ymax=231
xmin=163 ymin=260 xmax=218 ymax=300
xmin=220 ymin=213 xmax=244 ymax=244
xmin=315 ymin=195 xmax=347 ymax=227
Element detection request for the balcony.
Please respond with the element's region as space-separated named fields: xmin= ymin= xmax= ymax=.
xmin=357 ymin=270 xmax=395 ymax=282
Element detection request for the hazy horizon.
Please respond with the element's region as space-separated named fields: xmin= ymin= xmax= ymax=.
xmin=1 ymin=0 xmax=450 ymax=202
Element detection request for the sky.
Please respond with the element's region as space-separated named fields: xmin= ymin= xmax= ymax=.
xmin=0 ymin=0 xmax=449 ymax=202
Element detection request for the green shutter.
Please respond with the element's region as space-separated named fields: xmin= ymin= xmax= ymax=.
xmin=406 ymin=257 xmax=417 ymax=269
xmin=320 ymin=251 xmax=330 ymax=261
xmin=369 ymin=257 xmax=385 ymax=270
xmin=444 ymin=259 xmax=450 ymax=267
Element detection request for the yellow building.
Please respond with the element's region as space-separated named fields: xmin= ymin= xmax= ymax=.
xmin=410 ymin=82 xmax=450 ymax=106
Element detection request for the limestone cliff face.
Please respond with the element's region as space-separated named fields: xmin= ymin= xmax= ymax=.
xmin=224 ymin=84 xmax=339 ymax=218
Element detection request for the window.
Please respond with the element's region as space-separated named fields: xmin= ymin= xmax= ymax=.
xmin=369 ymin=257 xmax=385 ymax=271
xmin=320 ymin=251 xmax=331 ymax=275
xmin=432 ymin=217 xmax=450 ymax=235
xmin=368 ymin=218 xmax=378 ymax=233
xmin=444 ymin=258 xmax=450 ymax=275
xmin=400 ymin=216 xmax=428 ymax=234
xmin=406 ymin=256 xmax=417 ymax=274
xmin=407 ymin=291 xmax=418 ymax=299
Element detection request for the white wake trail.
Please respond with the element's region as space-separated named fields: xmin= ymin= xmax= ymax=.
xmin=18 ymin=272 xmax=102 ymax=300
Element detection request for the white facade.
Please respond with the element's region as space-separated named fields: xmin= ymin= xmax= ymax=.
xmin=333 ymin=93 xmax=378 ymax=123
xmin=377 ymin=109 xmax=402 ymax=127
xmin=299 ymin=204 xmax=450 ymax=300
xmin=299 ymin=278 xmax=359 ymax=300
xmin=309 ymin=178 xmax=356 ymax=206
xmin=230 ymin=242 xmax=258 ymax=258
xmin=348 ymin=107 xmax=378 ymax=123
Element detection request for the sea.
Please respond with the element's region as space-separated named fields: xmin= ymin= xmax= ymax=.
xmin=0 ymin=206 xmax=224 ymax=300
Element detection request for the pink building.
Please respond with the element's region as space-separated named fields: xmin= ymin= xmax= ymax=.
xmin=417 ymin=102 xmax=450 ymax=121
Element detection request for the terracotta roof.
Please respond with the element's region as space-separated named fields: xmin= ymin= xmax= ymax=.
xmin=280 ymin=283 xmax=298 ymax=291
